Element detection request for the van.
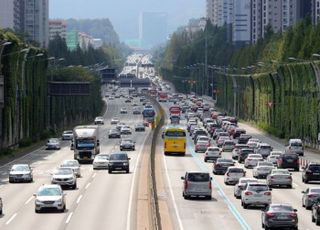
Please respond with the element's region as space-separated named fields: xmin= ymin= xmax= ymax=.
xmin=285 ymin=139 xmax=304 ymax=156
xmin=181 ymin=171 xmax=212 ymax=200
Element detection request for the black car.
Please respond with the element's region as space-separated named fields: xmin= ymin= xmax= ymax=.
xmin=108 ymin=129 xmax=121 ymax=138
xmin=108 ymin=153 xmax=130 ymax=174
xmin=135 ymin=124 xmax=146 ymax=132
xmin=261 ymin=204 xmax=298 ymax=230
xmin=277 ymin=153 xmax=299 ymax=171
xmin=233 ymin=128 xmax=246 ymax=139
xmin=238 ymin=134 xmax=252 ymax=144
xmin=302 ymin=163 xmax=320 ymax=183
xmin=212 ymin=158 xmax=235 ymax=175
xmin=120 ymin=139 xmax=135 ymax=151
xmin=238 ymin=148 xmax=254 ymax=163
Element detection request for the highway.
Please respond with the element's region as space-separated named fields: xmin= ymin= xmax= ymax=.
xmin=157 ymin=99 xmax=320 ymax=230
xmin=0 ymin=90 xmax=151 ymax=230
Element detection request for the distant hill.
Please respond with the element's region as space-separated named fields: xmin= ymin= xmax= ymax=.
xmin=67 ymin=18 xmax=120 ymax=44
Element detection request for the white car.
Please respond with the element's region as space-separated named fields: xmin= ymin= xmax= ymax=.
xmin=195 ymin=140 xmax=210 ymax=153
xmin=51 ymin=168 xmax=77 ymax=189
xmin=224 ymin=167 xmax=246 ymax=185
xmin=244 ymin=154 xmax=263 ymax=168
xmin=234 ymin=177 xmax=258 ymax=199
xmin=94 ymin=116 xmax=104 ymax=125
xmin=267 ymin=151 xmax=283 ymax=165
xmin=204 ymin=147 xmax=221 ymax=162
xmin=120 ymin=126 xmax=132 ymax=135
xmin=252 ymin=165 xmax=274 ymax=179
xmin=241 ymin=182 xmax=272 ymax=209
xmin=266 ymin=169 xmax=292 ymax=188
xmin=120 ymin=107 xmax=127 ymax=114
xmin=110 ymin=117 xmax=120 ymax=125
xmin=34 ymin=184 xmax=66 ymax=213
xmin=60 ymin=160 xmax=81 ymax=177
xmin=222 ymin=140 xmax=235 ymax=152
xmin=62 ymin=130 xmax=73 ymax=140
xmin=93 ymin=154 xmax=110 ymax=169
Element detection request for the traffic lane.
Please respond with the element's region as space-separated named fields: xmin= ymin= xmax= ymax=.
xmin=65 ymin=125 xmax=151 ymax=230
xmin=163 ymin=151 xmax=243 ymax=230
xmin=198 ymin=148 xmax=317 ymax=230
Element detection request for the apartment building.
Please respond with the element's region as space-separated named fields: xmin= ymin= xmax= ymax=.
xmin=49 ymin=20 xmax=67 ymax=40
xmin=232 ymin=0 xmax=251 ymax=45
xmin=312 ymin=0 xmax=320 ymax=24
xmin=207 ymin=0 xmax=219 ymax=25
xmin=0 ymin=0 xmax=23 ymax=32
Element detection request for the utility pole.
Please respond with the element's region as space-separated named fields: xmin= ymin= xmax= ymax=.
xmin=204 ymin=20 xmax=208 ymax=96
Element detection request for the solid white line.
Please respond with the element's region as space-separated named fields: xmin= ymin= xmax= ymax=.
xmin=92 ymin=173 xmax=97 ymax=178
xmin=24 ymin=196 xmax=33 ymax=205
xmin=76 ymin=195 xmax=83 ymax=204
xmin=162 ymin=151 xmax=184 ymax=230
xmin=6 ymin=213 xmax=17 ymax=225
xmin=85 ymin=183 xmax=91 ymax=190
xmin=65 ymin=212 xmax=73 ymax=224
xmin=293 ymin=182 xmax=299 ymax=187
xmin=126 ymin=132 xmax=150 ymax=230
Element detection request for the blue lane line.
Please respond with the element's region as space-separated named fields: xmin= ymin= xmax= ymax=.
xmin=187 ymin=140 xmax=252 ymax=230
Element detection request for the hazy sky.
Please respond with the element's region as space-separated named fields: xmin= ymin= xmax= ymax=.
xmin=49 ymin=0 xmax=205 ymax=41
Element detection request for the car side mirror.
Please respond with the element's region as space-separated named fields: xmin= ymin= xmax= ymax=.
xmin=269 ymin=188 xmax=272 ymax=191
xmin=33 ymin=193 xmax=37 ymax=196
xmin=301 ymin=166 xmax=305 ymax=169
xmin=128 ymin=158 xmax=131 ymax=160
xmin=301 ymin=191 xmax=305 ymax=194
xmin=181 ymin=176 xmax=185 ymax=180
xmin=293 ymin=209 xmax=297 ymax=212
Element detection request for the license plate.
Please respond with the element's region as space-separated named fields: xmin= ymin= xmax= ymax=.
xmin=287 ymin=159 xmax=293 ymax=163
xmin=83 ymin=157 xmax=89 ymax=160
xmin=254 ymin=194 xmax=262 ymax=197
xmin=116 ymin=167 xmax=122 ymax=170
xmin=278 ymin=215 xmax=287 ymax=220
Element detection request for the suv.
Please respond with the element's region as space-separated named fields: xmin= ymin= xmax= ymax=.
xmin=181 ymin=172 xmax=212 ymax=200
xmin=192 ymin=129 xmax=208 ymax=140
xmin=285 ymin=139 xmax=304 ymax=156
xmin=302 ymin=163 xmax=320 ymax=183
xmin=255 ymin=143 xmax=273 ymax=158
xmin=34 ymin=184 xmax=66 ymax=213
xmin=108 ymin=153 xmax=130 ymax=174
xmin=238 ymin=148 xmax=254 ymax=163
xmin=241 ymin=182 xmax=272 ymax=209
xmin=238 ymin=134 xmax=252 ymax=144
xmin=277 ymin=153 xmax=299 ymax=171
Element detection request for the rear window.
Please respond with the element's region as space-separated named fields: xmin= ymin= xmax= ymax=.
xmin=248 ymin=184 xmax=269 ymax=192
xmin=165 ymin=131 xmax=186 ymax=137
xmin=290 ymin=142 xmax=302 ymax=147
xmin=270 ymin=205 xmax=293 ymax=212
xmin=110 ymin=154 xmax=128 ymax=160
xmin=283 ymin=154 xmax=298 ymax=159
xmin=229 ymin=168 xmax=244 ymax=173
xmin=309 ymin=165 xmax=320 ymax=171
xmin=261 ymin=145 xmax=271 ymax=149
xmin=187 ymin=173 xmax=210 ymax=182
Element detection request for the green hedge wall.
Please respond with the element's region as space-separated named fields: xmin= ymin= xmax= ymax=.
xmin=216 ymin=62 xmax=320 ymax=144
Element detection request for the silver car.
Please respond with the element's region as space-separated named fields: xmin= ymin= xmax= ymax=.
xmin=62 ymin=130 xmax=73 ymax=140
xmin=255 ymin=143 xmax=273 ymax=158
xmin=222 ymin=140 xmax=235 ymax=152
xmin=110 ymin=117 xmax=120 ymax=125
xmin=234 ymin=177 xmax=258 ymax=199
xmin=267 ymin=151 xmax=282 ymax=165
xmin=34 ymin=184 xmax=66 ymax=213
xmin=253 ymin=165 xmax=274 ymax=179
xmin=302 ymin=187 xmax=320 ymax=209
xmin=266 ymin=169 xmax=292 ymax=188
xmin=60 ymin=160 xmax=81 ymax=177
xmin=244 ymin=154 xmax=263 ymax=168
xmin=195 ymin=140 xmax=210 ymax=153
xmin=93 ymin=154 xmax=110 ymax=169
xmin=224 ymin=167 xmax=246 ymax=185
xmin=181 ymin=171 xmax=212 ymax=200
xmin=51 ymin=168 xmax=77 ymax=189
xmin=46 ymin=138 xmax=61 ymax=150
xmin=9 ymin=164 xmax=33 ymax=183
xmin=204 ymin=147 xmax=221 ymax=162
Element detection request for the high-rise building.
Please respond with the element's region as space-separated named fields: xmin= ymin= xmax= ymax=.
xmin=311 ymin=0 xmax=320 ymax=24
xmin=251 ymin=0 xmax=263 ymax=44
xmin=139 ymin=12 xmax=168 ymax=49
xmin=49 ymin=19 xmax=67 ymax=40
xmin=232 ymin=0 xmax=251 ymax=45
xmin=0 ymin=0 xmax=23 ymax=32
xmin=24 ymin=0 xmax=49 ymax=47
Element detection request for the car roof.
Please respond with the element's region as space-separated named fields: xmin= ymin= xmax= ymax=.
xmin=289 ymin=139 xmax=302 ymax=142
xmin=186 ymin=171 xmax=209 ymax=174
xmin=39 ymin=184 xmax=62 ymax=189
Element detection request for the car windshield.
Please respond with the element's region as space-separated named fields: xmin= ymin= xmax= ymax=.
xmin=54 ymin=168 xmax=73 ymax=175
xmin=64 ymin=131 xmax=72 ymax=134
xmin=11 ymin=165 xmax=29 ymax=171
xmin=248 ymin=184 xmax=269 ymax=192
xmin=309 ymin=165 xmax=320 ymax=171
xmin=38 ymin=187 xmax=61 ymax=196
xmin=110 ymin=154 xmax=128 ymax=160
xmin=269 ymin=205 xmax=293 ymax=212
xmin=241 ymin=179 xmax=257 ymax=184
xmin=310 ymin=188 xmax=320 ymax=193
xmin=48 ymin=139 xmax=59 ymax=143
xmin=187 ymin=173 xmax=210 ymax=182
xmin=165 ymin=131 xmax=186 ymax=137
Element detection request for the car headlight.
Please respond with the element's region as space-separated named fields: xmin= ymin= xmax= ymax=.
xmin=123 ymin=163 xmax=129 ymax=166
xmin=56 ymin=198 xmax=63 ymax=204
xmin=109 ymin=163 xmax=114 ymax=166
xmin=35 ymin=199 xmax=42 ymax=205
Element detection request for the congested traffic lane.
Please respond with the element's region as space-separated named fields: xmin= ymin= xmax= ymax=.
xmin=159 ymin=102 xmax=244 ymax=230
xmin=0 ymin=90 xmax=151 ymax=230
xmin=159 ymin=98 xmax=320 ymax=230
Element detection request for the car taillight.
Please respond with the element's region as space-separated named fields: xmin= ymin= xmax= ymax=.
xmin=266 ymin=212 xmax=275 ymax=218
xmin=226 ymin=173 xmax=230 ymax=176
xmin=287 ymin=176 xmax=292 ymax=180
xmin=306 ymin=170 xmax=312 ymax=174
xmin=308 ymin=194 xmax=317 ymax=198
xmin=184 ymin=181 xmax=188 ymax=190
xmin=290 ymin=213 xmax=297 ymax=218
xmin=270 ymin=176 xmax=274 ymax=179
xmin=164 ymin=143 xmax=167 ymax=148
xmin=264 ymin=192 xmax=271 ymax=196
xmin=245 ymin=191 xmax=253 ymax=196
xmin=209 ymin=182 xmax=212 ymax=190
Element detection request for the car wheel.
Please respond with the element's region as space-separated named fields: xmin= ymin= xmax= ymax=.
xmin=35 ymin=209 xmax=40 ymax=213
xmin=108 ymin=169 xmax=112 ymax=174
xmin=305 ymin=179 xmax=309 ymax=184
xmin=312 ymin=214 xmax=316 ymax=222
xmin=206 ymin=195 xmax=212 ymax=200
xmin=0 ymin=209 xmax=2 ymax=215
xmin=204 ymin=159 xmax=207 ymax=162
xmin=72 ymin=183 xmax=77 ymax=189
xmin=317 ymin=217 xmax=320 ymax=226
xmin=184 ymin=195 xmax=189 ymax=200
xmin=126 ymin=169 xmax=129 ymax=174
xmin=9 ymin=178 xmax=13 ymax=183
xmin=288 ymin=184 xmax=292 ymax=189
xmin=295 ymin=167 xmax=299 ymax=172
xmin=243 ymin=203 xmax=248 ymax=209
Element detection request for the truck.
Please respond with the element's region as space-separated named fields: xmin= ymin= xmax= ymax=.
xmin=142 ymin=107 xmax=156 ymax=124
xmin=73 ymin=125 xmax=100 ymax=163
xmin=158 ymin=91 xmax=168 ymax=102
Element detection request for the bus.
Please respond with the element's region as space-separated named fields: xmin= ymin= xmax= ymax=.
xmin=169 ymin=105 xmax=182 ymax=116
xmin=163 ymin=125 xmax=186 ymax=156
xmin=158 ymin=91 xmax=168 ymax=102
xmin=142 ymin=107 xmax=156 ymax=123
